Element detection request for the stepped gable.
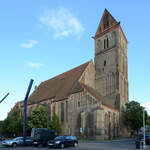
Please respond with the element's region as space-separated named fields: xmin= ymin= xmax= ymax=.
xmin=28 ymin=61 xmax=90 ymax=104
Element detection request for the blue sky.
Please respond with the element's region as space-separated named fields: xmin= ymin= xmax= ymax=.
xmin=0 ymin=0 xmax=150 ymax=120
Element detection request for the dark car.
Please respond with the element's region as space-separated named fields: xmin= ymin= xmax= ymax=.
xmin=2 ymin=136 xmax=33 ymax=147
xmin=31 ymin=128 xmax=56 ymax=147
xmin=48 ymin=135 xmax=78 ymax=148
xmin=138 ymin=134 xmax=150 ymax=145
xmin=136 ymin=134 xmax=150 ymax=148
xmin=0 ymin=136 xmax=5 ymax=141
xmin=140 ymin=135 xmax=150 ymax=145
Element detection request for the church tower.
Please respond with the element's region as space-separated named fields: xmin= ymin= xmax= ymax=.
xmin=94 ymin=9 xmax=129 ymax=130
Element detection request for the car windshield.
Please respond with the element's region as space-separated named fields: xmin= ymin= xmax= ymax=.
xmin=26 ymin=136 xmax=31 ymax=139
xmin=13 ymin=137 xmax=23 ymax=141
xmin=54 ymin=136 xmax=65 ymax=140
xmin=71 ymin=136 xmax=77 ymax=140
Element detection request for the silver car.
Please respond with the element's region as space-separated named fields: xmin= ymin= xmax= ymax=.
xmin=2 ymin=136 xmax=33 ymax=147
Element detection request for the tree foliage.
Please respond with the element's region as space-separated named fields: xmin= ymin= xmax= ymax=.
xmin=2 ymin=106 xmax=23 ymax=137
xmin=147 ymin=115 xmax=150 ymax=125
xmin=2 ymin=105 xmax=62 ymax=137
xmin=27 ymin=107 xmax=61 ymax=134
xmin=124 ymin=101 xmax=148 ymax=135
xmin=50 ymin=113 xmax=61 ymax=134
xmin=27 ymin=106 xmax=48 ymax=131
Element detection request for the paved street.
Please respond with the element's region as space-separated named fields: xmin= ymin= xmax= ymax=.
xmin=0 ymin=139 xmax=140 ymax=150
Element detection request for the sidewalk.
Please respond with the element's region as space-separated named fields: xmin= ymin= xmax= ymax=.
xmin=79 ymin=138 xmax=135 ymax=143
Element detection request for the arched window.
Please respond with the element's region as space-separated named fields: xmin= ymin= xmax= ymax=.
xmin=104 ymin=38 xmax=109 ymax=49
xmin=103 ymin=14 xmax=109 ymax=29
xmin=104 ymin=60 xmax=106 ymax=66
xmin=104 ymin=39 xmax=106 ymax=49
xmin=121 ymin=105 xmax=125 ymax=112
xmin=107 ymin=38 xmax=109 ymax=48
xmin=78 ymin=101 xmax=80 ymax=107
xmin=61 ymin=102 xmax=64 ymax=123
xmin=66 ymin=101 xmax=68 ymax=121
xmin=53 ymin=104 xmax=55 ymax=114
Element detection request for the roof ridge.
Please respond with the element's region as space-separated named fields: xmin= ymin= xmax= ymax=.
xmin=54 ymin=61 xmax=91 ymax=101
xmin=104 ymin=8 xmax=118 ymax=23
xmin=44 ymin=61 xmax=91 ymax=83
xmin=80 ymin=83 xmax=117 ymax=110
xmin=27 ymin=60 xmax=91 ymax=103
xmin=80 ymin=83 xmax=105 ymax=101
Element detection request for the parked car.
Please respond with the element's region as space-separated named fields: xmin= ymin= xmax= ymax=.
xmin=136 ymin=134 xmax=150 ymax=148
xmin=2 ymin=136 xmax=33 ymax=147
xmin=48 ymin=135 xmax=78 ymax=148
xmin=0 ymin=136 xmax=5 ymax=141
xmin=31 ymin=128 xmax=56 ymax=147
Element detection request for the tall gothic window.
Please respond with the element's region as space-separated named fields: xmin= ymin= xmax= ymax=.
xmin=61 ymin=102 xmax=64 ymax=123
xmin=66 ymin=101 xmax=68 ymax=121
xmin=104 ymin=38 xmax=109 ymax=49
xmin=104 ymin=60 xmax=106 ymax=66
xmin=53 ymin=104 xmax=55 ymax=114
xmin=104 ymin=39 xmax=106 ymax=49
xmin=103 ymin=14 xmax=109 ymax=29
xmin=107 ymin=38 xmax=109 ymax=48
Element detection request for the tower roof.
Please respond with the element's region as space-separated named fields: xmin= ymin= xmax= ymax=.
xmin=95 ymin=9 xmax=118 ymax=36
xmin=94 ymin=9 xmax=127 ymax=43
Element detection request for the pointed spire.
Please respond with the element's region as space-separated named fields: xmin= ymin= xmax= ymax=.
xmin=95 ymin=9 xmax=118 ymax=36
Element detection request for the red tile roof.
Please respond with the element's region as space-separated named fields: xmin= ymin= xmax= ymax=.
xmin=28 ymin=61 xmax=90 ymax=104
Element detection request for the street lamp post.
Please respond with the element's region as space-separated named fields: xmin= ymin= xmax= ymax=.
xmin=143 ymin=107 xmax=145 ymax=150
xmin=23 ymin=79 xmax=34 ymax=146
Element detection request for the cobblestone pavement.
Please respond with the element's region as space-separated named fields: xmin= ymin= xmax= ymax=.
xmin=0 ymin=139 xmax=149 ymax=150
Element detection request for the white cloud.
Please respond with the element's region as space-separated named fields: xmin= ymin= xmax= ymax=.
xmin=142 ymin=102 xmax=150 ymax=115
xmin=27 ymin=62 xmax=44 ymax=68
xmin=39 ymin=8 xmax=84 ymax=39
xmin=20 ymin=40 xmax=38 ymax=48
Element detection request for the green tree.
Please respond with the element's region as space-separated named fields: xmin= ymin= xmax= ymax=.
xmin=124 ymin=101 xmax=148 ymax=136
xmin=2 ymin=106 xmax=23 ymax=137
xmin=27 ymin=106 xmax=48 ymax=132
xmin=147 ymin=115 xmax=150 ymax=125
xmin=50 ymin=113 xmax=61 ymax=134
xmin=1 ymin=116 xmax=11 ymax=137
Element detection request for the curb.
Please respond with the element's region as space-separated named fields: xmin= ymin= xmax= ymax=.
xmin=79 ymin=139 xmax=135 ymax=143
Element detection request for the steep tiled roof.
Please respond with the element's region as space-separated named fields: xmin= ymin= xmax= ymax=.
xmin=81 ymin=83 xmax=117 ymax=110
xmin=95 ymin=9 xmax=118 ymax=36
xmin=28 ymin=61 xmax=90 ymax=104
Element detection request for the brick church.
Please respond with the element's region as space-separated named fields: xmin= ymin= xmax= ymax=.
xmin=16 ymin=9 xmax=129 ymax=139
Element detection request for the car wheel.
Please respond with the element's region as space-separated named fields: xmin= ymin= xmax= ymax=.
xmin=74 ymin=142 xmax=78 ymax=147
xmin=42 ymin=143 xmax=46 ymax=147
xmin=60 ymin=143 xmax=64 ymax=148
xmin=34 ymin=144 xmax=38 ymax=147
xmin=12 ymin=143 xmax=17 ymax=147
